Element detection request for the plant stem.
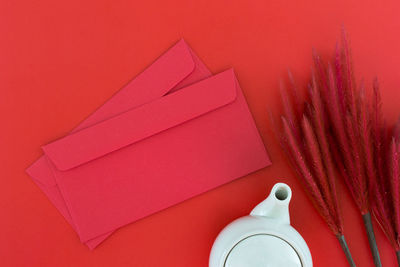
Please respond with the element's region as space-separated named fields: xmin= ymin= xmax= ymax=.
xmin=396 ymin=250 xmax=400 ymax=267
xmin=337 ymin=234 xmax=356 ymax=267
xmin=362 ymin=212 xmax=382 ymax=267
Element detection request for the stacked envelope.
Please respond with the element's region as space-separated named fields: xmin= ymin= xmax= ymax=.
xmin=26 ymin=40 xmax=271 ymax=249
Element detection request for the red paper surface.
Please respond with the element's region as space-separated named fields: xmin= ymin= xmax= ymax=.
xmin=2 ymin=0 xmax=400 ymax=266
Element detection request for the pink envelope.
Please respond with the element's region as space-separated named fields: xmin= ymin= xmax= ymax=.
xmin=27 ymin=39 xmax=212 ymax=249
xmin=27 ymin=40 xmax=271 ymax=248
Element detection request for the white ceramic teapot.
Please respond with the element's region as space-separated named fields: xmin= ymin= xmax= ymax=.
xmin=209 ymin=183 xmax=312 ymax=267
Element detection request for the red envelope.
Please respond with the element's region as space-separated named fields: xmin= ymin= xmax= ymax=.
xmin=27 ymin=40 xmax=271 ymax=248
xmin=26 ymin=40 xmax=213 ymax=249
xmin=27 ymin=39 xmax=213 ymax=249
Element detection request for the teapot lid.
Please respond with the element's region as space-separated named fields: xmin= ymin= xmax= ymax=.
xmin=224 ymin=234 xmax=302 ymax=267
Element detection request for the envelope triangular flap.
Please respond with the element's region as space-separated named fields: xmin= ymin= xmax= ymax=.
xmin=26 ymin=40 xmax=198 ymax=187
xmin=130 ymin=39 xmax=197 ymax=98
xmin=43 ymin=70 xmax=238 ymax=171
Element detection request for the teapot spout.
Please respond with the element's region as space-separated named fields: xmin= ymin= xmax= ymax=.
xmin=250 ymin=183 xmax=291 ymax=224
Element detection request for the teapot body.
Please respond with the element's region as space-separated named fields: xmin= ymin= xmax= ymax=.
xmin=209 ymin=183 xmax=312 ymax=267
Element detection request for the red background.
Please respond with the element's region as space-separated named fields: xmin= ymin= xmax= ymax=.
xmin=1 ymin=0 xmax=400 ymax=266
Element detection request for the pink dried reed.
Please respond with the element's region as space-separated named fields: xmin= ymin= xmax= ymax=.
xmin=317 ymin=31 xmax=381 ymax=267
xmin=274 ymin=30 xmax=393 ymax=266
xmin=275 ymin=69 xmax=355 ymax=265
xmin=370 ymin=79 xmax=400 ymax=266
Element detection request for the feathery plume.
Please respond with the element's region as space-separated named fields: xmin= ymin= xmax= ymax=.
xmin=274 ymin=29 xmax=393 ymax=266
xmin=315 ymin=30 xmax=382 ymax=266
xmin=275 ymin=70 xmax=355 ymax=266
xmin=370 ymin=79 xmax=400 ymax=265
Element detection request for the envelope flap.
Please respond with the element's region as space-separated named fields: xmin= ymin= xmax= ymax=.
xmin=43 ymin=70 xmax=238 ymax=171
xmin=121 ymin=39 xmax=197 ymax=101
